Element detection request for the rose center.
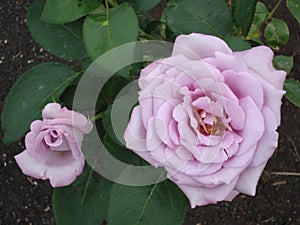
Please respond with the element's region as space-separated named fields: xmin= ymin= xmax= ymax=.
xmin=50 ymin=130 xmax=60 ymax=143
xmin=193 ymin=108 xmax=226 ymax=136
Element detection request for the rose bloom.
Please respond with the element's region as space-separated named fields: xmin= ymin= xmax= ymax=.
xmin=15 ymin=103 xmax=93 ymax=187
xmin=124 ymin=33 xmax=286 ymax=207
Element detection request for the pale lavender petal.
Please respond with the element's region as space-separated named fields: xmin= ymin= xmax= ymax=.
xmin=124 ymin=106 xmax=147 ymax=150
xmin=42 ymin=103 xmax=62 ymax=119
xmin=164 ymin=147 xmax=190 ymax=172
xmin=196 ymin=147 xmax=254 ymax=186
xmin=15 ymin=150 xmax=46 ymax=179
xmin=172 ymin=33 xmax=232 ymax=60
xmin=45 ymin=152 xmax=85 ymax=187
xmin=185 ymin=161 xmax=223 ymax=177
xmin=223 ymin=144 xmax=257 ymax=169
xmin=46 ymin=156 xmax=84 ymax=187
xmin=30 ymin=120 xmax=43 ymax=132
xmin=224 ymin=190 xmax=240 ymax=202
xmin=205 ymin=51 xmax=248 ymax=72
xmin=124 ymin=107 xmax=158 ymax=166
xmin=249 ymin=106 xmax=278 ymax=167
xmin=195 ymin=78 xmax=239 ymax=104
xmin=175 ymin=145 xmax=194 ymax=160
xmin=25 ymin=130 xmax=52 ymax=162
xmin=168 ymin=120 xmax=180 ymax=146
xmin=173 ymin=102 xmax=197 ymax=144
xmin=44 ymin=131 xmax=63 ymax=147
xmin=155 ymin=101 xmax=176 ymax=148
xmin=168 ymin=61 xmax=225 ymax=87
xmin=235 ymin=163 xmax=266 ymax=195
xmin=212 ymin=93 xmax=245 ymax=130
xmin=42 ymin=103 xmax=92 ymax=134
xmin=138 ymin=97 xmax=155 ymax=129
xmin=174 ymin=176 xmax=239 ymax=208
xmin=234 ymin=96 xmax=264 ymax=156
xmin=223 ymin=70 xmax=264 ymax=109
xmin=146 ymin=117 xmax=164 ymax=151
xmin=236 ymin=46 xmax=286 ymax=89
xmin=254 ymin=76 xmax=285 ymax=126
xmin=192 ymin=96 xmax=224 ymax=118
xmin=193 ymin=145 xmax=222 ymax=164
xmin=221 ymin=132 xmax=234 ymax=149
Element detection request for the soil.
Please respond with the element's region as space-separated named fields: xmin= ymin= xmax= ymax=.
xmin=0 ymin=0 xmax=299 ymax=225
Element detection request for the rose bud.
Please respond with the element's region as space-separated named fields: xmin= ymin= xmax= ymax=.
xmin=15 ymin=103 xmax=93 ymax=187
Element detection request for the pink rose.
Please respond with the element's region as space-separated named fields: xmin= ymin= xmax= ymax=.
xmin=15 ymin=103 xmax=93 ymax=187
xmin=124 ymin=33 xmax=286 ymax=207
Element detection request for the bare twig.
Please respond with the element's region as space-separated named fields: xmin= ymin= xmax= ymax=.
xmin=271 ymin=180 xmax=286 ymax=186
xmin=270 ymin=172 xmax=300 ymax=176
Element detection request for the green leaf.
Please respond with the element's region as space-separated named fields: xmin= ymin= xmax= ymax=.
xmin=246 ymin=2 xmax=268 ymax=43
xmin=60 ymin=85 xmax=77 ymax=109
xmin=97 ymin=75 xmax=130 ymax=109
xmin=223 ymin=36 xmax=251 ymax=51
xmin=284 ymin=79 xmax=300 ymax=108
xmin=103 ymin=106 xmax=124 ymax=146
xmin=165 ymin=0 xmax=233 ymax=37
xmin=107 ymin=178 xmax=189 ymax=225
xmin=287 ymin=0 xmax=300 ymax=25
xmin=41 ymin=0 xmax=101 ymax=24
xmin=264 ymin=18 xmax=290 ymax=49
xmin=1 ymin=63 xmax=78 ymax=144
xmin=53 ymin=165 xmax=112 ymax=225
xmin=103 ymin=135 xmax=147 ymax=165
xmin=232 ymin=0 xmax=258 ymax=36
xmin=27 ymin=0 xmax=87 ymax=59
xmin=83 ymin=3 xmax=139 ymax=61
xmin=134 ymin=0 xmax=161 ymax=12
xmin=273 ymin=55 xmax=294 ymax=74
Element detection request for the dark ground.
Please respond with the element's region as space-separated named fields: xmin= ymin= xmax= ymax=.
xmin=0 ymin=1 xmax=299 ymax=225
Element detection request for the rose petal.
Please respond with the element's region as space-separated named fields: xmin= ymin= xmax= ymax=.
xmin=14 ymin=150 xmax=84 ymax=187
xmin=168 ymin=120 xmax=180 ymax=146
xmin=42 ymin=103 xmax=92 ymax=134
xmin=45 ymin=152 xmax=85 ymax=187
xmin=255 ymin=76 xmax=285 ymax=126
xmin=15 ymin=150 xmax=46 ymax=179
xmin=204 ymin=51 xmax=248 ymax=72
xmin=236 ymin=46 xmax=286 ymax=89
xmin=212 ymin=92 xmax=246 ymax=130
xmin=235 ymin=163 xmax=266 ymax=195
xmin=223 ymin=70 xmax=264 ymax=109
xmin=44 ymin=132 xmax=63 ymax=147
xmin=124 ymin=106 xmax=147 ymax=150
xmin=172 ymin=33 xmax=232 ymax=60
xmin=25 ymin=130 xmax=52 ymax=162
xmin=174 ymin=176 xmax=239 ymax=208
xmin=124 ymin=107 xmax=157 ymax=166
xmin=30 ymin=120 xmax=43 ymax=132
xmin=234 ymin=96 xmax=264 ymax=156
xmin=192 ymin=96 xmax=224 ymax=118
xmin=155 ymin=102 xmax=176 ymax=148
xmin=249 ymin=106 xmax=279 ymax=167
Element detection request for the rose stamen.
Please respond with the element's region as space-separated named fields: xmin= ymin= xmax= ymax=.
xmin=193 ymin=108 xmax=226 ymax=136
